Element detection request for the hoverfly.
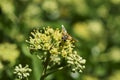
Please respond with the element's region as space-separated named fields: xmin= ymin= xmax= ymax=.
xmin=61 ymin=25 xmax=77 ymax=42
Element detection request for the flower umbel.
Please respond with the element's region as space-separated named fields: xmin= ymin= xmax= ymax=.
xmin=27 ymin=25 xmax=86 ymax=80
xmin=66 ymin=51 xmax=86 ymax=72
xmin=14 ymin=64 xmax=32 ymax=79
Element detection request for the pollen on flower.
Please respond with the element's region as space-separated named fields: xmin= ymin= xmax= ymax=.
xmin=52 ymin=29 xmax=62 ymax=41
xmin=50 ymin=47 xmax=58 ymax=54
xmin=45 ymin=26 xmax=54 ymax=34
xmin=61 ymin=49 xmax=67 ymax=57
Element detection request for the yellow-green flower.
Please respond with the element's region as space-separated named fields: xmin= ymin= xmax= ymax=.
xmin=0 ymin=42 xmax=20 ymax=66
xmin=27 ymin=26 xmax=86 ymax=73
xmin=50 ymin=47 xmax=58 ymax=54
xmin=52 ymin=29 xmax=62 ymax=41
xmin=14 ymin=64 xmax=32 ymax=79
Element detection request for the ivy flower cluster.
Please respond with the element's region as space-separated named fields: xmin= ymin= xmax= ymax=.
xmin=14 ymin=64 xmax=32 ymax=79
xmin=66 ymin=51 xmax=86 ymax=72
xmin=27 ymin=26 xmax=86 ymax=74
xmin=0 ymin=42 xmax=20 ymax=67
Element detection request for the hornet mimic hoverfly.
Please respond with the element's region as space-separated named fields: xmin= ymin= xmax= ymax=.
xmin=61 ymin=25 xmax=77 ymax=42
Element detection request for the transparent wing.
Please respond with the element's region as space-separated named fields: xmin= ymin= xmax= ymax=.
xmin=61 ymin=25 xmax=67 ymax=33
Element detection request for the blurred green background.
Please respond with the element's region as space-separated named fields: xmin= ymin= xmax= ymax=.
xmin=0 ymin=0 xmax=120 ymax=80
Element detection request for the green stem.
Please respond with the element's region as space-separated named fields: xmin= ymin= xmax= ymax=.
xmin=41 ymin=65 xmax=68 ymax=79
xmin=40 ymin=53 xmax=50 ymax=80
xmin=26 ymin=77 xmax=29 ymax=80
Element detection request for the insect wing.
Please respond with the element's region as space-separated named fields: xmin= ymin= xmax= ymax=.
xmin=62 ymin=25 xmax=67 ymax=34
xmin=61 ymin=25 xmax=78 ymax=42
